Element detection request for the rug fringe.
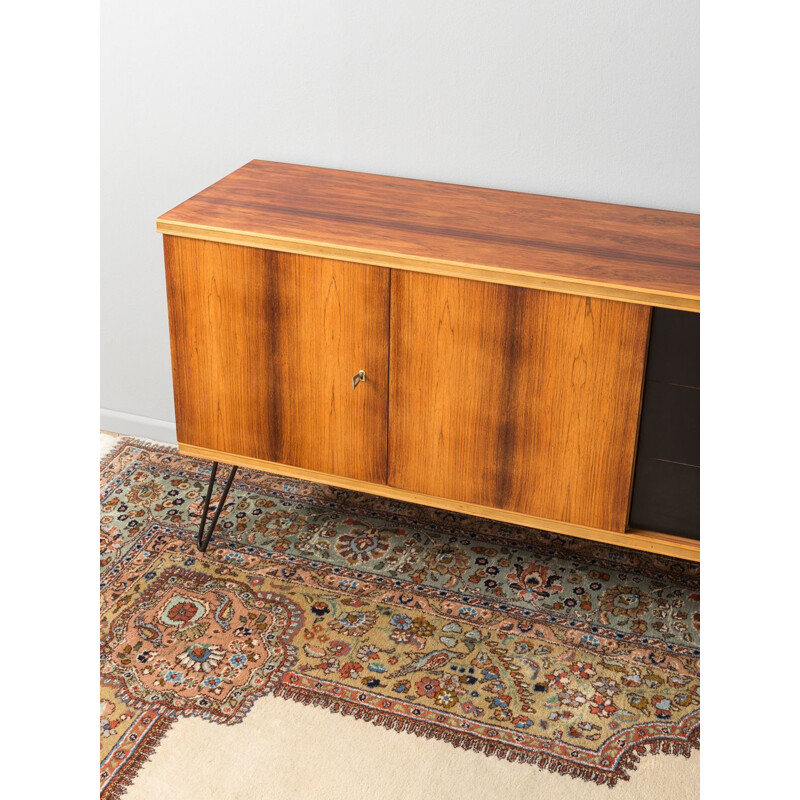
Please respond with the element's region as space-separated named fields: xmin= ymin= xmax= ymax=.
xmin=272 ymin=682 xmax=699 ymax=788
xmin=101 ymin=716 xmax=173 ymax=800
xmin=614 ymin=728 xmax=700 ymax=778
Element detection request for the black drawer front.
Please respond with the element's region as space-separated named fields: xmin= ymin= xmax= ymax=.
xmin=636 ymin=382 xmax=699 ymax=466
xmin=629 ymin=308 xmax=700 ymax=539
xmin=629 ymin=459 xmax=700 ymax=540
xmin=646 ymin=307 xmax=699 ymax=387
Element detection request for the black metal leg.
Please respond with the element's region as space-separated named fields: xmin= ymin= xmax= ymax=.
xmin=197 ymin=461 xmax=238 ymax=552
xmin=196 ymin=461 xmax=219 ymax=548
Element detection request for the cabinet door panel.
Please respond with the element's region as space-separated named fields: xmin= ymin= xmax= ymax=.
xmin=388 ymin=272 xmax=651 ymax=532
xmin=164 ymin=237 xmax=389 ymax=483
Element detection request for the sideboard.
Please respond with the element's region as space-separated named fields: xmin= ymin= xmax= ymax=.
xmin=157 ymin=161 xmax=699 ymax=560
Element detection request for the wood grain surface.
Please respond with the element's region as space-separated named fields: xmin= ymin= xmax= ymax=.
xmin=164 ymin=237 xmax=389 ymax=482
xmin=388 ymin=271 xmax=651 ymax=532
xmin=157 ymin=160 xmax=699 ymax=311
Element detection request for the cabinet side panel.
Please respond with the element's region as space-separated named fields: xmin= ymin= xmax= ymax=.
xmin=388 ymin=272 xmax=651 ymax=532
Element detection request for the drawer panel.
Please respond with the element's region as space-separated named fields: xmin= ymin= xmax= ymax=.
xmin=629 ymin=458 xmax=700 ymax=539
xmin=636 ymin=382 xmax=700 ymax=466
xmin=646 ymin=308 xmax=700 ymax=387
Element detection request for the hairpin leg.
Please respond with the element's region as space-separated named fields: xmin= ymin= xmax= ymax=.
xmin=197 ymin=461 xmax=238 ymax=552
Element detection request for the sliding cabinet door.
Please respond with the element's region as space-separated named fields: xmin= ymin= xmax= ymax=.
xmin=164 ymin=236 xmax=390 ymax=483
xmin=388 ymin=271 xmax=651 ymax=532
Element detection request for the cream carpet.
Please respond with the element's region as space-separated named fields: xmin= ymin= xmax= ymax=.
xmin=100 ymin=432 xmax=698 ymax=799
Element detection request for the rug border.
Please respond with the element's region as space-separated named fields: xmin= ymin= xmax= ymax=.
xmin=271 ymin=679 xmax=699 ymax=788
xmin=101 ymin=715 xmax=173 ymax=800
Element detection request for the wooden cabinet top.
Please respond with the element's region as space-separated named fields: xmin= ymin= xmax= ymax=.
xmin=157 ymin=160 xmax=699 ymax=311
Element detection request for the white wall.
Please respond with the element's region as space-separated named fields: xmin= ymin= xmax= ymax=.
xmin=101 ymin=0 xmax=699 ymax=440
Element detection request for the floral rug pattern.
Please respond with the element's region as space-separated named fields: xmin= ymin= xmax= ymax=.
xmin=100 ymin=438 xmax=699 ymax=796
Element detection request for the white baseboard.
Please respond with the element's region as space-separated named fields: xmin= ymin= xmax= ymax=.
xmin=100 ymin=408 xmax=177 ymax=444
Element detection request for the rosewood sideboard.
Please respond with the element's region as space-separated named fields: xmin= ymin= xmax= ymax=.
xmin=157 ymin=161 xmax=700 ymax=561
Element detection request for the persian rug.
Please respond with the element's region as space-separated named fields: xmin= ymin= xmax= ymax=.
xmin=100 ymin=438 xmax=699 ymax=797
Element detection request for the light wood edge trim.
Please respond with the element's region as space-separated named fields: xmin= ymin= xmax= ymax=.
xmin=179 ymin=443 xmax=700 ymax=562
xmin=157 ymin=220 xmax=700 ymax=313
